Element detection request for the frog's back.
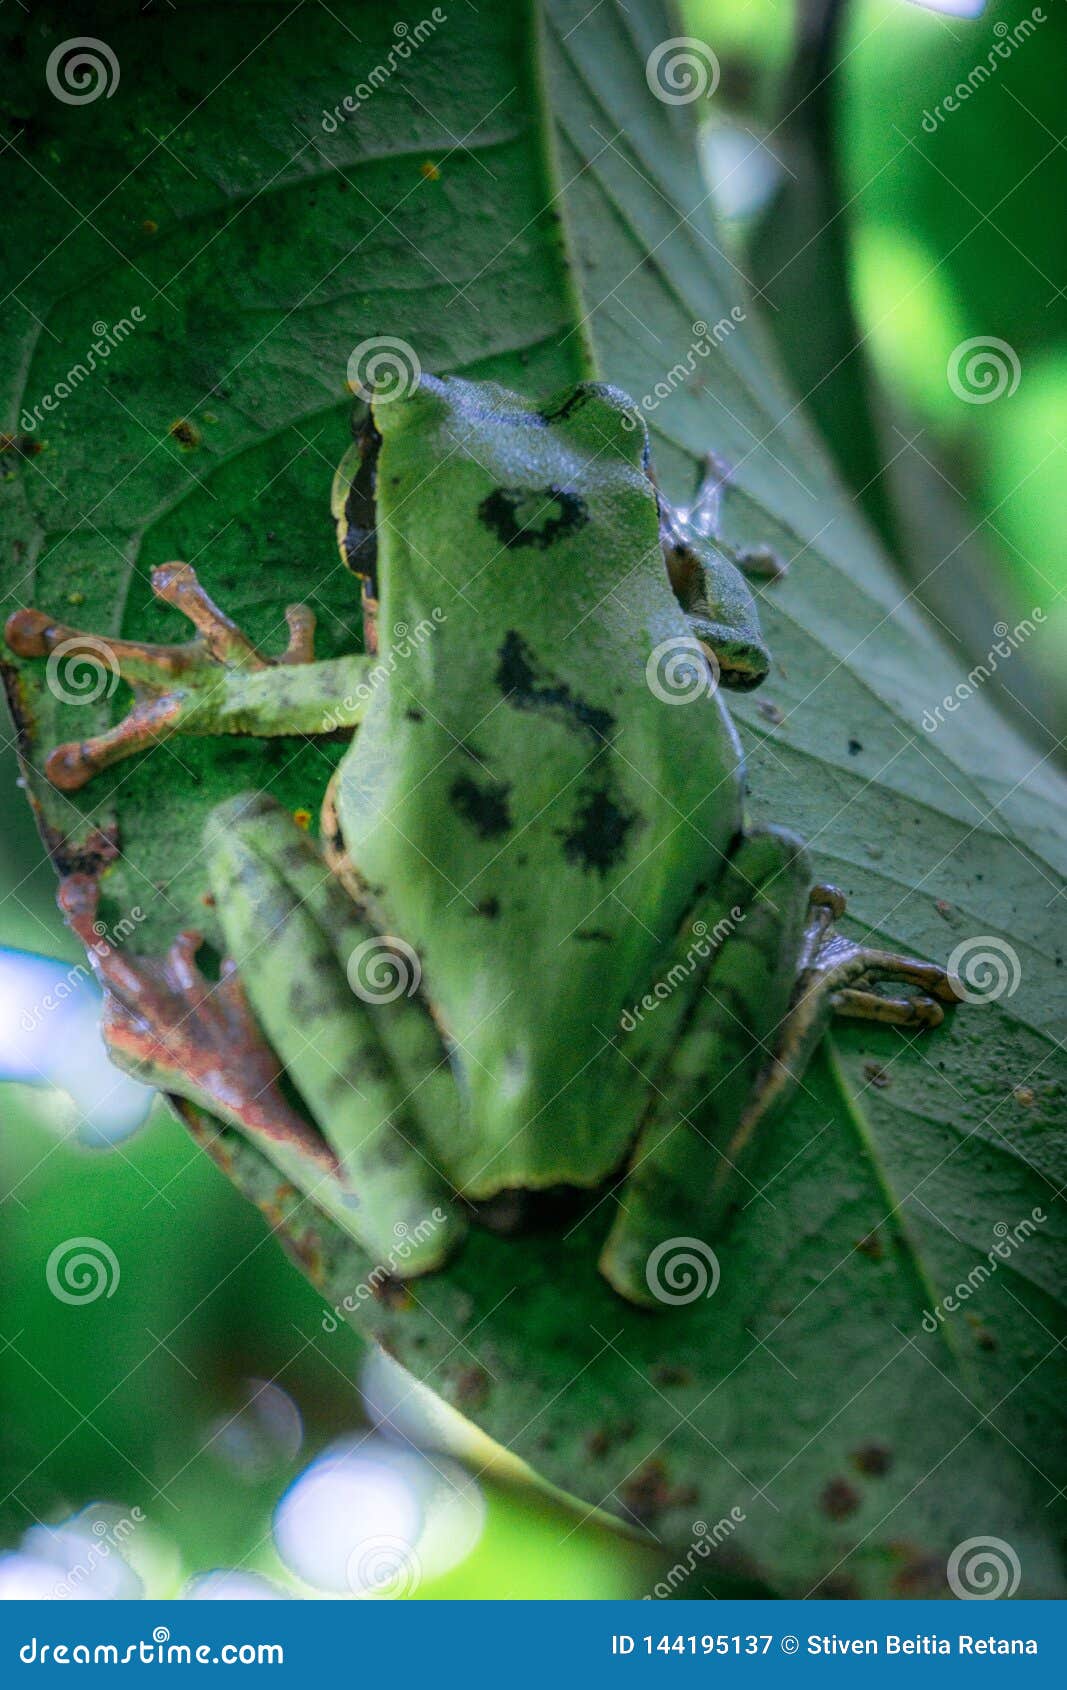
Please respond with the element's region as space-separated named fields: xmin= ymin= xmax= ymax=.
xmin=337 ymin=376 xmax=744 ymax=1194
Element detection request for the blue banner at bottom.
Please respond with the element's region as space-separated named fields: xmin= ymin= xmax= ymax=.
xmin=2 ymin=1599 xmax=1065 ymax=1686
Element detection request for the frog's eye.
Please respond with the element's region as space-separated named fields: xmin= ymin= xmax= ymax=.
xmin=539 ymin=381 xmax=648 ymax=464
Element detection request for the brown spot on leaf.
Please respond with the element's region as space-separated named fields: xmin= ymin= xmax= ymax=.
xmin=819 ymin=1477 xmax=860 ymax=1520
xmin=169 ymin=418 xmax=201 ymax=449
xmin=619 ymin=1459 xmax=696 ymax=1525
xmin=370 ymin=1273 xmax=412 ymax=1312
xmin=454 ymin=1365 xmax=490 ymax=1411
xmin=0 ymin=433 xmax=43 ymax=457
xmin=815 ymin=1572 xmax=861 ymax=1599
xmin=851 ymin=1442 xmax=892 ymax=1477
xmin=652 ymin=1363 xmax=693 ymax=1387
xmin=889 ymin=1542 xmax=945 ymax=1597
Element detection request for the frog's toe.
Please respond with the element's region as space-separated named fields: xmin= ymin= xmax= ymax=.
xmin=350 ymin=1177 xmax=466 ymax=1280
xmin=598 ymin=1225 xmax=665 ymax=1309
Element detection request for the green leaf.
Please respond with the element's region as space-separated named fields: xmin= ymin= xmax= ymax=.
xmin=2 ymin=0 xmax=1064 ymax=1595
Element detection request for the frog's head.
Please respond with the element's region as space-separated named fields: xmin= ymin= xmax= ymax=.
xmin=371 ymin=373 xmax=649 ymax=468
xmin=364 ymin=373 xmax=661 ymax=606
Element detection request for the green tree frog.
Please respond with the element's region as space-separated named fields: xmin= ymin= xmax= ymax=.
xmin=6 ymin=376 xmax=959 ymax=1306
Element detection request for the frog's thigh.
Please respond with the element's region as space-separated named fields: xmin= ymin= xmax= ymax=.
xmin=600 ymin=827 xmax=811 ymax=1307
xmin=205 ymin=792 xmax=466 ymax=1275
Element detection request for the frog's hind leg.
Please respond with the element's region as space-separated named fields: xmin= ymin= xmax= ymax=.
xmin=600 ymin=827 xmax=812 ymax=1305
xmin=55 ymin=872 xmax=363 ymax=1242
xmin=738 ymin=885 xmax=960 ymax=1136
xmin=5 ymin=564 xmax=369 ymax=791
xmin=600 ymin=848 xmax=959 ymax=1307
xmin=205 ymin=792 xmax=468 ymax=1274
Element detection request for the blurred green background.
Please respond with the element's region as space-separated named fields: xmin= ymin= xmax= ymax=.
xmin=2 ymin=0 xmax=1061 ymax=1598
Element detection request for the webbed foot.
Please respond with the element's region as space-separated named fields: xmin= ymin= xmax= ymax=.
xmin=6 ymin=566 xmax=363 ymax=790
xmin=58 ymin=872 xmax=341 ymax=1190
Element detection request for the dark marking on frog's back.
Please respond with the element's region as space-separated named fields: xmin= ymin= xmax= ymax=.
xmin=538 ymin=387 xmax=593 ymax=425
xmin=495 ymin=630 xmax=614 ymax=745
xmin=560 ymin=785 xmax=639 ymax=875
xmin=574 ymin=928 xmax=614 ymax=944
xmin=479 ymin=484 xmax=588 ymax=551
xmin=449 ymin=774 xmax=512 ymax=838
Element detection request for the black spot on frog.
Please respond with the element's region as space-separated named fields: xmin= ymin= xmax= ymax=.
xmin=495 ymin=631 xmax=613 ymax=744
xmin=450 ymin=774 xmax=512 ymax=839
xmin=560 ymin=785 xmax=638 ymax=876
xmin=479 ymin=484 xmax=588 ymax=551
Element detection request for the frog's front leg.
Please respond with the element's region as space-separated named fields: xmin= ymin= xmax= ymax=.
xmin=658 ymin=490 xmax=770 ymax=694
xmin=601 ymin=833 xmax=959 ymax=1307
xmin=5 ymin=563 xmax=370 ymax=791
